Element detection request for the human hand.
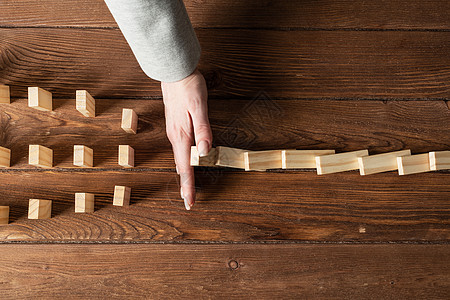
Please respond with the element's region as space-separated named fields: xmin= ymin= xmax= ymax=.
xmin=161 ymin=68 xmax=212 ymax=210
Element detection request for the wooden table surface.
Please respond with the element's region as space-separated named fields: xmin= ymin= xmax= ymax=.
xmin=0 ymin=0 xmax=449 ymax=298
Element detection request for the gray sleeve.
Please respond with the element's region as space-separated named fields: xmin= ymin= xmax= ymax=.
xmin=104 ymin=0 xmax=201 ymax=82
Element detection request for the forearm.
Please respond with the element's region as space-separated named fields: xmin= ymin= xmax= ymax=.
xmin=104 ymin=0 xmax=201 ymax=82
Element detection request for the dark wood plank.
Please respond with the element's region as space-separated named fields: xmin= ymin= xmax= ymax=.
xmin=0 ymin=244 xmax=448 ymax=298
xmin=0 ymin=170 xmax=448 ymax=242
xmin=1 ymin=28 xmax=449 ymax=99
xmin=0 ymin=98 xmax=448 ymax=169
xmin=0 ymin=0 xmax=449 ymax=30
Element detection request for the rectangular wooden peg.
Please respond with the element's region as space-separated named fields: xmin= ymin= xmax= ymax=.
xmin=0 ymin=84 xmax=10 ymax=103
xmin=0 ymin=146 xmax=11 ymax=167
xmin=397 ymin=153 xmax=430 ymax=175
xmin=113 ymin=186 xmax=131 ymax=206
xmin=73 ymin=145 xmax=93 ymax=167
xmin=28 ymin=199 xmax=52 ymax=219
xmin=190 ymin=146 xmax=218 ymax=166
xmin=215 ymin=146 xmax=248 ymax=169
xmin=29 ymin=145 xmax=53 ymax=168
xmin=75 ymin=193 xmax=95 ymax=213
xmin=76 ymin=90 xmax=95 ymax=117
xmin=316 ymin=150 xmax=369 ymax=175
xmin=429 ymin=151 xmax=450 ymax=171
xmin=0 ymin=206 xmax=9 ymax=225
xmin=121 ymin=108 xmax=138 ymax=134
xmin=28 ymin=87 xmax=52 ymax=111
xmin=358 ymin=150 xmax=411 ymax=175
xmin=244 ymin=150 xmax=283 ymax=171
xmin=119 ymin=145 xmax=134 ymax=167
xmin=282 ymin=150 xmax=336 ymax=169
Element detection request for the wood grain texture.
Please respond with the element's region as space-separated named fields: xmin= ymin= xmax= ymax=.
xmin=1 ymin=29 xmax=449 ymax=99
xmin=0 ymin=244 xmax=448 ymax=299
xmin=0 ymin=0 xmax=449 ymax=30
xmin=1 ymin=98 xmax=448 ymax=169
xmin=0 ymin=170 xmax=448 ymax=242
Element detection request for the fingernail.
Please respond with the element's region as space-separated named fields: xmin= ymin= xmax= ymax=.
xmin=180 ymin=187 xmax=184 ymax=199
xmin=176 ymin=165 xmax=179 ymax=174
xmin=197 ymin=140 xmax=209 ymax=157
xmin=184 ymin=198 xmax=191 ymax=210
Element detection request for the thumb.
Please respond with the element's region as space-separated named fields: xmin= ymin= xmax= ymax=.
xmin=191 ymin=106 xmax=213 ymax=157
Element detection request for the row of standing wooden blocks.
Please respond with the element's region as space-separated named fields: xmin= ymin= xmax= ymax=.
xmin=0 ymin=85 xmax=138 ymax=134
xmin=191 ymin=146 xmax=450 ymax=175
xmin=0 ymin=145 xmax=134 ymax=168
xmin=0 ymin=186 xmax=131 ymax=224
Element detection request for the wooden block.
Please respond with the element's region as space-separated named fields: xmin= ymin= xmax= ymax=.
xmin=0 ymin=84 xmax=10 ymax=104
xmin=73 ymin=145 xmax=93 ymax=167
xmin=121 ymin=108 xmax=138 ymax=134
xmin=28 ymin=87 xmax=52 ymax=111
xmin=244 ymin=150 xmax=283 ymax=171
xmin=28 ymin=145 xmax=53 ymax=168
xmin=429 ymin=151 xmax=450 ymax=171
xmin=397 ymin=153 xmax=430 ymax=175
xmin=215 ymin=146 xmax=248 ymax=169
xmin=358 ymin=150 xmax=411 ymax=175
xmin=118 ymin=145 xmax=134 ymax=167
xmin=28 ymin=199 xmax=52 ymax=219
xmin=0 ymin=146 xmax=11 ymax=168
xmin=0 ymin=206 xmax=9 ymax=225
xmin=190 ymin=146 xmax=218 ymax=166
xmin=75 ymin=193 xmax=95 ymax=213
xmin=113 ymin=186 xmax=131 ymax=206
xmin=76 ymin=90 xmax=95 ymax=117
xmin=281 ymin=150 xmax=336 ymax=169
xmin=316 ymin=150 xmax=369 ymax=175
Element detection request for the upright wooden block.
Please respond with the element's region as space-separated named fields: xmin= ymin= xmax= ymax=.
xmin=0 ymin=206 xmax=9 ymax=225
xmin=75 ymin=193 xmax=95 ymax=213
xmin=28 ymin=199 xmax=52 ymax=219
xmin=429 ymin=151 xmax=450 ymax=171
xmin=0 ymin=146 xmax=11 ymax=167
xmin=244 ymin=150 xmax=283 ymax=171
xmin=397 ymin=153 xmax=430 ymax=175
xmin=29 ymin=145 xmax=53 ymax=168
xmin=121 ymin=108 xmax=138 ymax=134
xmin=28 ymin=87 xmax=52 ymax=111
xmin=0 ymin=84 xmax=10 ymax=103
xmin=74 ymin=145 xmax=93 ymax=167
xmin=316 ymin=150 xmax=369 ymax=175
xmin=282 ymin=150 xmax=336 ymax=169
xmin=76 ymin=90 xmax=95 ymax=117
xmin=190 ymin=146 xmax=218 ymax=166
xmin=358 ymin=150 xmax=411 ymax=175
xmin=113 ymin=186 xmax=131 ymax=206
xmin=215 ymin=146 xmax=248 ymax=169
xmin=118 ymin=145 xmax=134 ymax=167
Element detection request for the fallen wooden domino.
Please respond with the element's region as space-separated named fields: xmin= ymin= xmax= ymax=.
xmin=282 ymin=150 xmax=336 ymax=169
xmin=215 ymin=146 xmax=248 ymax=169
xmin=0 ymin=146 xmax=11 ymax=167
xmin=0 ymin=206 xmax=9 ymax=225
xmin=397 ymin=153 xmax=430 ymax=175
xmin=121 ymin=108 xmax=138 ymax=134
xmin=28 ymin=87 xmax=52 ymax=111
xmin=29 ymin=145 xmax=53 ymax=168
xmin=316 ymin=150 xmax=369 ymax=175
xmin=0 ymin=84 xmax=10 ymax=103
xmin=76 ymin=90 xmax=95 ymax=117
xmin=244 ymin=150 xmax=282 ymax=171
xmin=113 ymin=186 xmax=131 ymax=206
xmin=74 ymin=145 xmax=94 ymax=167
xmin=358 ymin=150 xmax=411 ymax=175
xmin=75 ymin=193 xmax=95 ymax=213
xmin=28 ymin=199 xmax=52 ymax=219
xmin=118 ymin=145 xmax=134 ymax=167
xmin=429 ymin=151 xmax=450 ymax=171
xmin=190 ymin=146 xmax=218 ymax=166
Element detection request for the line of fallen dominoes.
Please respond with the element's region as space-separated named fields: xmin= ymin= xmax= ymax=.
xmin=191 ymin=146 xmax=450 ymax=176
